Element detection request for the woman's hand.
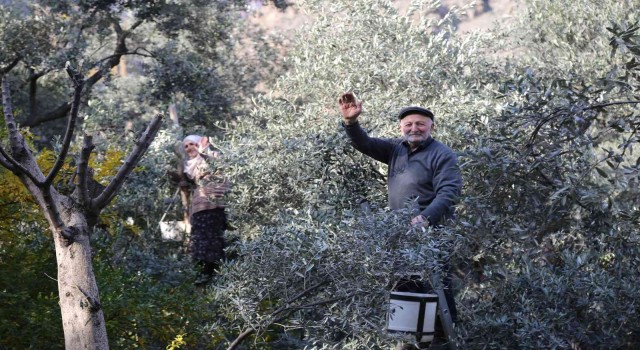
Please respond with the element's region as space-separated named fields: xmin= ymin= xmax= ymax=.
xmin=198 ymin=136 xmax=210 ymax=152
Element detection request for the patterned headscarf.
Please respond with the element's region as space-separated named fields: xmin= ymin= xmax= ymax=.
xmin=183 ymin=135 xmax=202 ymax=145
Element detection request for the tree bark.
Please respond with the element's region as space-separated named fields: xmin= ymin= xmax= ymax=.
xmin=53 ymin=197 xmax=110 ymax=350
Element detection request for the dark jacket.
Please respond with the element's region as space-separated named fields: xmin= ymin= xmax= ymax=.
xmin=343 ymin=122 xmax=462 ymax=225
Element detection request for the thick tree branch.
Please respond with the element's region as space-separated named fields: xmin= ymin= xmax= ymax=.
xmin=2 ymin=75 xmax=65 ymax=231
xmin=0 ymin=150 xmax=16 ymax=172
xmin=83 ymin=19 xmax=137 ymax=89
xmin=0 ymin=146 xmax=22 ymax=174
xmin=43 ymin=64 xmax=85 ymax=187
xmin=76 ymin=135 xmax=95 ymax=208
xmin=2 ymin=76 xmax=22 ymax=149
xmin=26 ymin=102 xmax=72 ymax=127
xmin=22 ymin=19 xmax=144 ymax=128
xmin=91 ymin=113 xmax=163 ymax=211
xmin=89 ymin=48 xmax=154 ymax=68
xmin=24 ymin=69 xmax=50 ymax=119
xmin=1 ymin=76 xmax=44 ymax=185
xmin=0 ymin=56 xmax=22 ymax=74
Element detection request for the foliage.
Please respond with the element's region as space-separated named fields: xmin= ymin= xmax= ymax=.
xmin=452 ymin=4 xmax=640 ymax=348
xmin=210 ymin=0 xmax=640 ymax=348
xmin=217 ymin=209 xmax=460 ymax=349
xmin=509 ymin=0 xmax=637 ymax=76
xmin=0 ymin=224 xmax=62 ymax=349
xmin=0 ymin=0 xmax=283 ymax=136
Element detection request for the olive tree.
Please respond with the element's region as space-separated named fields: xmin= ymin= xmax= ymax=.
xmin=0 ymin=66 xmax=162 ymax=349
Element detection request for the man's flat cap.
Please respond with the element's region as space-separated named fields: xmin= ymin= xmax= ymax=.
xmin=397 ymin=106 xmax=434 ymax=121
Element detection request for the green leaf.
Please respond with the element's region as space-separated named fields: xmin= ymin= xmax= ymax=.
xmin=595 ymin=167 xmax=609 ymax=178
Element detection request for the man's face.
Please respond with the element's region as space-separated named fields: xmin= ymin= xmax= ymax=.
xmin=399 ymin=114 xmax=434 ymax=146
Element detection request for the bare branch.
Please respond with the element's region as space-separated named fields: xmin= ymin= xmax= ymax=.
xmin=0 ymin=146 xmax=19 ymax=173
xmin=0 ymin=56 xmax=22 ymax=75
xmin=91 ymin=114 xmax=164 ymax=210
xmin=22 ymin=19 xmax=144 ymax=128
xmin=0 ymin=147 xmax=16 ymax=172
xmin=1 ymin=76 xmax=44 ymax=185
xmin=89 ymin=48 xmax=154 ymax=69
xmin=43 ymin=64 xmax=85 ymax=187
xmin=76 ymin=135 xmax=95 ymax=209
xmin=43 ymin=186 xmax=65 ymax=232
xmin=24 ymin=102 xmax=72 ymax=127
xmin=129 ymin=19 xmax=144 ymax=32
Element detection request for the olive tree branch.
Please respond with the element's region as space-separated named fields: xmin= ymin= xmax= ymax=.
xmin=0 ymin=56 xmax=22 ymax=75
xmin=90 ymin=113 xmax=163 ymax=211
xmin=0 ymin=147 xmax=16 ymax=172
xmin=43 ymin=64 xmax=84 ymax=187
xmin=227 ymin=278 xmax=329 ymax=350
xmin=0 ymin=75 xmax=44 ymax=185
xmin=23 ymin=18 xmax=146 ymax=127
xmin=76 ymin=135 xmax=95 ymax=209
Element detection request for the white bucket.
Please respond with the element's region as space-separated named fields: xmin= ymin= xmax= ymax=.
xmin=159 ymin=220 xmax=190 ymax=241
xmin=387 ymin=291 xmax=438 ymax=342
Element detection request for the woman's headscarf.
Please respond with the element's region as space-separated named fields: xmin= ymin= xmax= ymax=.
xmin=183 ymin=135 xmax=202 ymax=145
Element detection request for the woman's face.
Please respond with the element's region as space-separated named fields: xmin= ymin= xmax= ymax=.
xmin=184 ymin=141 xmax=199 ymax=159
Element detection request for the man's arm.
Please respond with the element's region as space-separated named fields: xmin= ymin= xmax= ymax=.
xmin=418 ymin=150 xmax=462 ymax=226
xmin=342 ymin=122 xmax=396 ymax=164
xmin=338 ymin=92 xmax=395 ymax=163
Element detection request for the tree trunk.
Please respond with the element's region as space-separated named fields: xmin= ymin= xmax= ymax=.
xmin=46 ymin=194 xmax=110 ymax=349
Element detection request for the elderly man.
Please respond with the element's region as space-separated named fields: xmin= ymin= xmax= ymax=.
xmin=338 ymin=92 xmax=462 ymax=348
xmin=338 ymin=92 xmax=462 ymax=226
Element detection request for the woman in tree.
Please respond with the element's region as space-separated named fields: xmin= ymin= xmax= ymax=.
xmin=179 ymin=134 xmax=228 ymax=285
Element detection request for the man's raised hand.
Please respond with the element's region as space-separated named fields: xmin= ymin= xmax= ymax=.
xmin=338 ymin=92 xmax=362 ymax=125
